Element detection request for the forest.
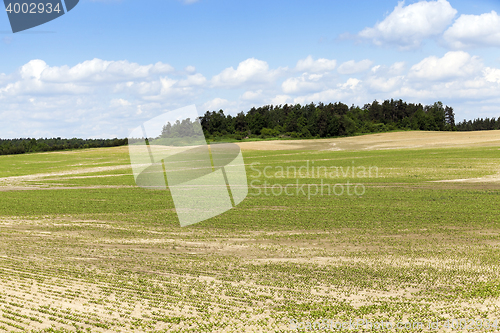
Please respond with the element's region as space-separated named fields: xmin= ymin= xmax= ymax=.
xmin=197 ymin=99 xmax=500 ymax=140
xmin=0 ymin=137 xmax=127 ymax=156
xmin=198 ymin=99 xmax=457 ymax=140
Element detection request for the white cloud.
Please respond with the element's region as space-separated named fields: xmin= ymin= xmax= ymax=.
xmin=3 ymin=54 xmax=500 ymax=139
xmin=389 ymin=62 xmax=406 ymax=75
xmin=288 ymin=54 xmax=500 ymax=117
xmin=0 ymin=58 xmax=210 ymax=138
xmin=338 ymin=78 xmax=361 ymax=90
xmin=292 ymin=77 xmax=366 ymax=106
xmin=178 ymin=73 xmax=207 ymax=87
xmin=212 ymin=58 xmax=280 ymax=88
xmin=138 ymin=76 xmax=196 ymax=101
xmin=368 ymin=62 xmax=405 ymax=79
xmin=241 ymin=90 xmax=263 ymax=101
xmin=295 ymin=55 xmax=337 ymax=73
xmin=366 ymin=75 xmax=405 ymax=93
xmin=338 ymin=59 xmax=373 ymax=75
xmin=202 ymin=98 xmax=231 ymax=111
xmin=282 ymin=73 xmax=325 ymax=94
xmin=270 ymin=95 xmax=291 ymax=105
xmin=293 ymin=89 xmax=341 ymax=106
xmin=109 ymin=98 xmax=132 ymax=107
xmin=20 ymin=60 xmax=48 ymax=80
xmin=371 ymin=65 xmax=382 ymax=73
xmin=40 ymin=59 xmax=174 ymax=83
xmin=359 ymin=0 xmax=457 ymax=49
xmin=114 ymin=80 xmax=160 ymax=96
xmin=484 ymin=67 xmax=500 ymax=83
xmin=443 ymin=11 xmax=500 ymax=49
xmin=6 ymin=60 xmax=90 ymax=95
xmin=409 ymin=51 xmax=483 ymax=81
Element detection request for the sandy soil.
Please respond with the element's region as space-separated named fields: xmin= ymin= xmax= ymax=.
xmin=236 ymin=130 xmax=500 ymax=151
xmin=432 ymin=175 xmax=500 ymax=183
xmin=0 ymin=165 xmax=132 ymax=189
xmin=0 ymin=165 xmax=131 ymax=183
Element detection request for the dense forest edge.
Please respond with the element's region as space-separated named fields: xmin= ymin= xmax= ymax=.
xmin=2 ymin=99 xmax=500 ymax=156
xmin=0 ymin=138 xmax=128 ymax=156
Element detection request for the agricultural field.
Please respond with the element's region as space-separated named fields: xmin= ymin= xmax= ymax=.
xmin=0 ymin=130 xmax=500 ymax=332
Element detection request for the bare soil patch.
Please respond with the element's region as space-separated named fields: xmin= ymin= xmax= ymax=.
xmin=236 ymin=130 xmax=500 ymax=151
xmin=0 ymin=165 xmax=131 ymax=183
xmin=0 ymin=165 xmax=132 ymax=190
xmin=431 ymin=174 xmax=500 ymax=183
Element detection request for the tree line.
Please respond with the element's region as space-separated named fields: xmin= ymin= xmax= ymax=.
xmin=455 ymin=117 xmax=500 ymax=131
xmin=200 ymin=99 xmax=457 ymax=140
xmin=0 ymin=137 xmax=127 ymax=156
xmin=2 ymin=99 xmax=500 ymax=156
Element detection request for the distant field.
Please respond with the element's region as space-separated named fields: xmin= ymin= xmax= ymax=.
xmin=236 ymin=129 xmax=500 ymax=151
xmin=0 ymin=131 xmax=499 ymax=332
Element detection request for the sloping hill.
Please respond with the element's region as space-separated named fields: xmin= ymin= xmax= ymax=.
xmin=237 ymin=130 xmax=500 ymax=151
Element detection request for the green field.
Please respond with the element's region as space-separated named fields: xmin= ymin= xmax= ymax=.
xmin=0 ymin=133 xmax=499 ymax=332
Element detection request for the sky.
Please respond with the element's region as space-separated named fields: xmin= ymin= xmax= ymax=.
xmin=1 ymin=0 xmax=500 ymax=139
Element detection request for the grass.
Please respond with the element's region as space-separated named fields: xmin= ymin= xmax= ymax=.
xmin=0 ymin=139 xmax=499 ymax=331
xmin=0 ymin=146 xmax=130 ymax=178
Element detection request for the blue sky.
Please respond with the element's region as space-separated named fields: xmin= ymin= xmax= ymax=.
xmin=1 ymin=0 xmax=500 ymax=138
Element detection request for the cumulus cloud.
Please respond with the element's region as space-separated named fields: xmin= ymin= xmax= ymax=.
xmin=338 ymin=78 xmax=361 ymax=90
xmin=369 ymin=62 xmax=406 ymax=76
xmin=6 ymin=60 xmax=92 ymax=96
xmin=282 ymin=73 xmax=325 ymax=94
xmin=365 ymin=63 xmax=407 ymax=93
xmin=358 ymin=0 xmax=457 ymax=49
xmin=409 ymin=51 xmax=483 ymax=81
xmin=109 ymin=98 xmax=132 ymax=107
xmin=270 ymin=95 xmax=291 ymax=105
xmin=202 ymin=98 xmax=231 ymax=111
xmin=40 ymin=59 xmax=174 ymax=83
xmin=295 ymin=56 xmax=337 ymax=73
xmin=388 ymin=62 xmax=406 ymax=75
xmin=178 ymin=73 xmax=207 ymax=87
xmin=241 ymin=90 xmax=263 ymax=101
xmin=159 ymin=77 xmax=177 ymax=94
xmin=3 ymin=54 xmax=500 ymax=139
xmin=0 ymin=58 xmax=212 ymax=138
xmin=338 ymin=59 xmax=373 ymax=75
xmin=20 ymin=59 xmax=48 ymax=80
xmin=443 ymin=11 xmax=500 ymax=49
xmin=293 ymin=89 xmax=341 ymax=106
xmin=212 ymin=58 xmax=281 ymax=88
xmin=292 ymin=78 xmax=364 ymax=105
xmin=289 ymin=54 xmax=500 ymax=116
xmin=366 ymin=75 xmax=405 ymax=93
xmin=484 ymin=67 xmax=500 ymax=83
